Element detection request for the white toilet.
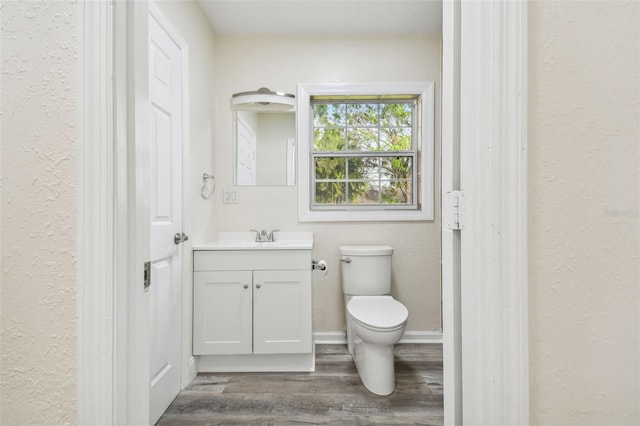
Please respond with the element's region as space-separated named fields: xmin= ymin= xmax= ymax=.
xmin=340 ymin=245 xmax=409 ymax=396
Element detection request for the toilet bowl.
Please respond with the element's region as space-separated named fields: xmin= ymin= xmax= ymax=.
xmin=347 ymin=296 xmax=408 ymax=395
xmin=340 ymin=245 xmax=409 ymax=396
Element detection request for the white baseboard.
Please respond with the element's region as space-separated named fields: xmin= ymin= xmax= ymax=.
xmin=400 ymin=331 xmax=443 ymax=344
xmin=313 ymin=331 xmax=443 ymax=345
xmin=188 ymin=355 xmax=197 ymax=381
xmin=313 ymin=331 xmax=347 ymax=344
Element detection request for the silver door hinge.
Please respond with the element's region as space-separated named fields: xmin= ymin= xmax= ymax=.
xmin=444 ymin=190 xmax=465 ymax=230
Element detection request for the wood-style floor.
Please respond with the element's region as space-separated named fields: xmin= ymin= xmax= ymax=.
xmin=157 ymin=343 xmax=443 ymax=425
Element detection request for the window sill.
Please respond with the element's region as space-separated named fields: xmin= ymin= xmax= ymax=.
xmin=298 ymin=207 xmax=434 ymax=222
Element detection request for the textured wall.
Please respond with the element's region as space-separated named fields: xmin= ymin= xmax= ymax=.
xmin=528 ymin=1 xmax=640 ymax=424
xmin=214 ymin=34 xmax=442 ymax=333
xmin=0 ymin=0 xmax=78 ymax=424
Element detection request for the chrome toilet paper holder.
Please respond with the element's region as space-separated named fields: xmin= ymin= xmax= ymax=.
xmin=311 ymin=259 xmax=327 ymax=271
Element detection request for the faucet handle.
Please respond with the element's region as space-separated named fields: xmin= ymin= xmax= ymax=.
xmin=249 ymin=229 xmax=260 ymax=242
xmin=268 ymin=229 xmax=280 ymax=241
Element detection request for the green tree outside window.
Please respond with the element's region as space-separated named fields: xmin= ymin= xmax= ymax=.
xmin=312 ymin=100 xmax=415 ymax=206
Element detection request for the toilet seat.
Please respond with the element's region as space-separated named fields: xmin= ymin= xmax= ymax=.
xmin=347 ymin=296 xmax=408 ymax=330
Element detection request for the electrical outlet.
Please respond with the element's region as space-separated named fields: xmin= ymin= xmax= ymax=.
xmin=223 ymin=187 xmax=238 ymax=204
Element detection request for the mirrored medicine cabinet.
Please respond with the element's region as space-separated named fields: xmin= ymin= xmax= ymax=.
xmin=232 ymin=88 xmax=296 ymax=187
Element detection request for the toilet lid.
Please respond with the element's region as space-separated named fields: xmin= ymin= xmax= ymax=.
xmin=347 ymin=296 xmax=408 ymax=329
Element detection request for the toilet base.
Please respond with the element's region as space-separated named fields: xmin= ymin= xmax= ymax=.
xmin=343 ymin=294 xmax=407 ymax=396
xmin=352 ymin=338 xmax=396 ymax=396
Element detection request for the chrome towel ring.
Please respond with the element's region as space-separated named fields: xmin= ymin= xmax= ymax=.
xmin=201 ymin=173 xmax=215 ymax=200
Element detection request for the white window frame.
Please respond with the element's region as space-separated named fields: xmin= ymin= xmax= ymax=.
xmin=297 ymin=82 xmax=435 ymax=222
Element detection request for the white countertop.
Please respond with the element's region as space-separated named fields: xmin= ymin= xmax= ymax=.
xmin=193 ymin=232 xmax=313 ymax=251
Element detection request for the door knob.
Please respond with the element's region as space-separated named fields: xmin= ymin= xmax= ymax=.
xmin=256 ymin=284 xmax=261 ymax=289
xmin=174 ymin=232 xmax=189 ymax=245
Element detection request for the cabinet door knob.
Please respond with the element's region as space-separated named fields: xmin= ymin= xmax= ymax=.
xmin=243 ymin=284 xmax=248 ymax=289
xmin=256 ymin=284 xmax=261 ymax=289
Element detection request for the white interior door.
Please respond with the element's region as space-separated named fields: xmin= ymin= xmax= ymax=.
xmin=148 ymin=13 xmax=184 ymax=425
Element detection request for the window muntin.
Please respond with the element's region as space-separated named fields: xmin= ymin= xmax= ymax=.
xmin=311 ymin=97 xmax=418 ymax=210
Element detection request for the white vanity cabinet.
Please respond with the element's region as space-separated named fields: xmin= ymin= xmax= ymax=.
xmin=192 ymin=241 xmax=314 ymax=372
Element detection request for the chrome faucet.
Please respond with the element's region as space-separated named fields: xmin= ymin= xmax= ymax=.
xmin=250 ymin=229 xmax=279 ymax=242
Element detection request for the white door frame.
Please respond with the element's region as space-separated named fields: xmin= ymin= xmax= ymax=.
xmin=77 ymin=0 xmax=528 ymax=424
xmin=441 ymin=0 xmax=463 ymax=423
xmin=76 ymin=1 xmax=115 ymax=423
xmin=458 ymin=1 xmax=529 ymax=424
xmin=442 ymin=1 xmax=529 ymax=424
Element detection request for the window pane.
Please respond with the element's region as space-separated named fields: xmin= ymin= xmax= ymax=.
xmin=309 ymin=95 xmax=422 ymax=212
xmin=381 ymin=156 xmax=412 ymax=180
xmin=313 ymin=103 xmax=345 ymax=127
xmin=348 ymin=157 xmax=380 ymax=179
xmin=347 ymin=103 xmax=379 ymax=127
xmin=380 ymin=127 xmax=412 ymax=151
xmin=346 ymin=128 xmax=378 ymax=151
xmin=348 ymin=181 xmax=379 ymax=204
xmin=381 ymin=180 xmax=413 ymax=204
xmin=315 ymin=157 xmax=346 ymax=179
xmin=381 ymin=103 xmax=412 ymax=127
xmin=315 ymin=181 xmax=346 ymax=205
xmin=314 ymin=128 xmax=345 ymax=151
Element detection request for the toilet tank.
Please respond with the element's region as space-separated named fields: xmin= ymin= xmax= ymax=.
xmin=340 ymin=245 xmax=393 ymax=295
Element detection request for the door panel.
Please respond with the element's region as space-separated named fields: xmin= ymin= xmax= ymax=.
xmin=151 ymin=105 xmax=173 ymax=219
xmin=150 ymin=258 xmax=179 ymax=386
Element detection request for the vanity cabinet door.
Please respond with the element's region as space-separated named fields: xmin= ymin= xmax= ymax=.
xmin=252 ymin=270 xmax=312 ymax=354
xmin=193 ymin=270 xmax=252 ymax=355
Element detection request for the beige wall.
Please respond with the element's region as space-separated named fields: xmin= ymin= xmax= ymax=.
xmin=213 ymin=34 xmax=443 ymax=333
xmin=528 ymin=1 xmax=640 ymax=424
xmin=0 ymin=1 xmax=78 ymax=423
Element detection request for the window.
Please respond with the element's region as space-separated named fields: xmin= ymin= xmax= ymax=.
xmin=297 ymin=83 xmax=434 ymax=222
xmin=312 ymin=97 xmax=417 ymax=208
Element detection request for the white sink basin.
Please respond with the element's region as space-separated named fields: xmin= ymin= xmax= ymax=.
xmin=193 ymin=232 xmax=313 ymax=251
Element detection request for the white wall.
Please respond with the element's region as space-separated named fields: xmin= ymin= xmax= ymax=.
xmin=528 ymin=1 xmax=640 ymax=424
xmin=214 ymin=34 xmax=442 ymax=333
xmin=0 ymin=1 xmax=78 ymax=423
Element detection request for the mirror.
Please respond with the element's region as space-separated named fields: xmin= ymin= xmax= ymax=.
xmin=234 ymin=110 xmax=296 ymax=186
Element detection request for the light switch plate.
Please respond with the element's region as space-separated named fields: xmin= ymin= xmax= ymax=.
xmin=223 ymin=187 xmax=238 ymax=204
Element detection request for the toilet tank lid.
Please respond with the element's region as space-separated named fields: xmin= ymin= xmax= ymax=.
xmin=340 ymin=245 xmax=393 ymax=256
